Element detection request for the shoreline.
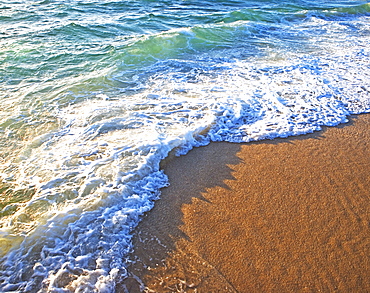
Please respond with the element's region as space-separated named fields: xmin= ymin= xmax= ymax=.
xmin=120 ymin=114 xmax=370 ymax=292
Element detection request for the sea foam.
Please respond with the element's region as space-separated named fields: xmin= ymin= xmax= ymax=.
xmin=0 ymin=5 xmax=369 ymax=293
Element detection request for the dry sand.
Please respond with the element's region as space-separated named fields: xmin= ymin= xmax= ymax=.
xmin=119 ymin=114 xmax=370 ymax=292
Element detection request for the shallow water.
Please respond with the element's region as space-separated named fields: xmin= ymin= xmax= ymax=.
xmin=0 ymin=1 xmax=369 ymax=292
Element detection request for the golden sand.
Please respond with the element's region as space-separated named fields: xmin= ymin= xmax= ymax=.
xmin=119 ymin=114 xmax=370 ymax=292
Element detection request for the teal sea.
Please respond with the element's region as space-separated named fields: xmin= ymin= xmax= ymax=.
xmin=0 ymin=0 xmax=369 ymax=291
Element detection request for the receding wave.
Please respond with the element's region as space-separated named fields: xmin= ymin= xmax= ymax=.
xmin=0 ymin=1 xmax=369 ymax=292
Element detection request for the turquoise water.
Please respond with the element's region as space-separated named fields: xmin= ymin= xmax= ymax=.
xmin=0 ymin=1 xmax=369 ymax=291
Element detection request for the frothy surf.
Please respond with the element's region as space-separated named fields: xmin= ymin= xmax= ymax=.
xmin=0 ymin=1 xmax=369 ymax=292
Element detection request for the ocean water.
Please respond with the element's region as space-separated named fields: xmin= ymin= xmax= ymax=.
xmin=0 ymin=0 xmax=369 ymax=291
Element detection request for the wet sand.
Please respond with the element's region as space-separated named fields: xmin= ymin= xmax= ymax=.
xmin=119 ymin=114 xmax=370 ymax=292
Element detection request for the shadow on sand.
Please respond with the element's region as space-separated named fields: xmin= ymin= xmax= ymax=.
xmin=118 ymin=115 xmax=370 ymax=292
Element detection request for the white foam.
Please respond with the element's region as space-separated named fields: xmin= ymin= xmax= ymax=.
xmin=0 ymin=13 xmax=369 ymax=293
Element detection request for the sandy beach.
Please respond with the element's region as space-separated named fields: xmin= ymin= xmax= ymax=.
xmin=120 ymin=114 xmax=370 ymax=292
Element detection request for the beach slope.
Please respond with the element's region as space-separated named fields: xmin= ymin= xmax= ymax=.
xmin=121 ymin=114 xmax=370 ymax=292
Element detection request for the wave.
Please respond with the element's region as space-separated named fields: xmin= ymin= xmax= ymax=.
xmin=1 ymin=45 xmax=370 ymax=291
xmin=0 ymin=1 xmax=369 ymax=292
